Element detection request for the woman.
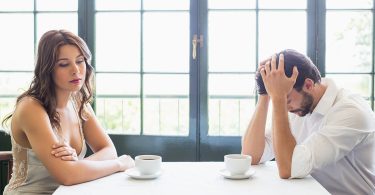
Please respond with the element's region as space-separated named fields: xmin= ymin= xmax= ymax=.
xmin=2 ymin=30 xmax=134 ymax=194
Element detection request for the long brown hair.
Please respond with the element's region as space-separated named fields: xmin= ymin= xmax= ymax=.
xmin=2 ymin=30 xmax=94 ymax=130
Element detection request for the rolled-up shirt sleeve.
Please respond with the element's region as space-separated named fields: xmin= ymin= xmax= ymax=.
xmin=291 ymin=144 xmax=313 ymax=178
xmin=291 ymin=103 xmax=371 ymax=178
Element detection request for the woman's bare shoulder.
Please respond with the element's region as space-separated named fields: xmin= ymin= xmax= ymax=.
xmin=11 ymin=97 xmax=51 ymax=147
xmin=14 ymin=96 xmax=47 ymax=119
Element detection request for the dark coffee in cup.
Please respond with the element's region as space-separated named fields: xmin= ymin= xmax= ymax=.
xmin=135 ymin=155 xmax=162 ymax=175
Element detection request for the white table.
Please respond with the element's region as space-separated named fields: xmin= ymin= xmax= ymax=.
xmin=54 ymin=162 xmax=329 ymax=195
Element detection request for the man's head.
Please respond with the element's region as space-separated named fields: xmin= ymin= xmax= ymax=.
xmin=255 ymin=49 xmax=322 ymax=116
xmin=287 ymin=90 xmax=314 ymax=116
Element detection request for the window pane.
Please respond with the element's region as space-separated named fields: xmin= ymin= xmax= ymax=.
xmin=143 ymin=0 xmax=189 ymax=10
xmin=36 ymin=0 xmax=77 ymax=11
xmin=96 ymin=73 xmax=140 ymax=95
xmin=96 ymin=13 xmax=141 ymax=72
xmin=208 ymin=11 xmax=256 ymax=72
xmin=239 ymin=99 xmax=255 ymax=135
xmin=327 ymin=0 xmax=373 ymax=9
xmin=326 ymin=11 xmax=372 ymax=73
xmin=208 ymin=74 xmax=254 ymax=135
xmin=0 ymin=73 xmax=33 ymax=96
xmin=144 ymin=74 xmax=189 ymax=96
xmin=259 ymin=11 xmax=306 ymax=60
xmin=143 ymin=74 xmax=189 ymax=136
xmin=36 ymin=13 xmax=78 ymax=42
xmin=326 ymin=74 xmax=371 ymax=97
xmin=0 ymin=14 xmax=34 ymax=71
xmin=143 ymin=12 xmax=189 ymax=73
xmin=208 ymin=0 xmax=255 ymax=9
xmin=0 ymin=0 xmax=33 ymax=11
xmin=143 ymin=98 xmax=188 ymax=136
xmin=209 ymin=74 xmax=255 ymax=96
xmin=209 ymin=98 xmax=255 ymax=136
xmin=96 ymin=98 xmax=140 ymax=135
xmin=259 ymin=0 xmax=306 ymax=9
xmin=95 ymin=0 xmax=140 ymax=11
xmin=0 ymin=98 xmax=16 ymax=128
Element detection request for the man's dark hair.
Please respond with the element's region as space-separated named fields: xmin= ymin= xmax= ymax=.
xmin=255 ymin=49 xmax=321 ymax=95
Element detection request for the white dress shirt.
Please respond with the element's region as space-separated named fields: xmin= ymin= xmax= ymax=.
xmin=260 ymin=78 xmax=375 ymax=195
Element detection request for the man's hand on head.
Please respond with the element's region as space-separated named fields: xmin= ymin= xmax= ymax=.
xmin=259 ymin=54 xmax=298 ymax=100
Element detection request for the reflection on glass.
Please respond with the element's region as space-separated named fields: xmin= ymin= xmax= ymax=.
xmin=143 ymin=98 xmax=188 ymax=136
xmin=36 ymin=0 xmax=77 ymax=11
xmin=143 ymin=12 xmax=189 ymax=73
xmin=0 ymin=14 xmax=34 ymax=70
xmin=259 ymin=0 xmax=306 ymax=9
xmin=258 ymin=11 xmax=306 ymax=61
xmin=209 ymin=74 xmax=255 ymax=96
xmin=37 ymin=13 xmax=78 ymax=42
xmin=326 ymin=0 xmax=373 ymax=9
xmin=208 ymin=11 xmax=256 ymax=72
xmin=95 ymin=0 xmax=140 ymax=11
xmin=96 ymin=73 xmax=140 ymax=95
xmin=96 ymin=98 xmax=141 ymax=135
xmin=143 ymin=0 xmax=189 ymax=10
xmin=326 ymin=11 xmax=372 ymax=73
xmin=96 ymin=13 xmax=141 ymax=72
xmin=326 ymin=74 xmax=371 ymax=97
xmin=144 ymin=74 xmax=189 ymax=96
xmin=208 ymin=0 xmax=255 ymax=9
xmin=0 ymin=73 xmax=33 ymax=95
xmin=209 ymin=99 xmax=254 ymax=136
xmin=0 ymin=0 xmax=33 ymax=11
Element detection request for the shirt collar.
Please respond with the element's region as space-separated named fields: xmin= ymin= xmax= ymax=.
xmin=311 ymin=78 xmax=339 ymax=116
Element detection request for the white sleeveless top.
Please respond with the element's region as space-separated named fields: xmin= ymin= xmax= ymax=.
xmin=3 ymin=99 xmax=87 ymax=195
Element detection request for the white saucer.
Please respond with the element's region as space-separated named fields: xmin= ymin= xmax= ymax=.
xmin=125 ymin=168 xmax=162 ymax=180
xmin=219 ymin=168 xmax=255 ymax=180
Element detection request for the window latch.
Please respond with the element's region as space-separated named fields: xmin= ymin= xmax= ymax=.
xmin=192 ymin=34 xmax=203 ymax=60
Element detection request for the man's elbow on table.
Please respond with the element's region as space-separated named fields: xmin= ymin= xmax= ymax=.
xmin=241 ymin=150 xmax=262 ymax=165
xmin=277 ymin=164 xmax=292 ymax=179
xmin=278 ymin=170 xmax=291 ymax=179
xmin=281 ymin=162 xmax=311 ymax=180
xmin=251 ymin=156 xmax=262 ymax=165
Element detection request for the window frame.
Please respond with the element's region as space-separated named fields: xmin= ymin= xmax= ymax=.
xmin=0 ymin=0 xmax=374 ymax=161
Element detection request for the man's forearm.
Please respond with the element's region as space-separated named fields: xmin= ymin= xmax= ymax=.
xmin=242 ymin=95 xmax=269 ymax=164
xmin=271 ymin=97 xmax=296 ymax=179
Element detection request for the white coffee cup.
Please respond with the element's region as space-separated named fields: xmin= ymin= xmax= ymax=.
xmin=224 ymin=154 xmax=252 ymax=175
xmin=135 ymin=155 xmax=162 ymax=175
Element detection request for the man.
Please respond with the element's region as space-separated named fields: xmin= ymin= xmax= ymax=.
xmin=242 ymin=49 xmax=375 ymax=194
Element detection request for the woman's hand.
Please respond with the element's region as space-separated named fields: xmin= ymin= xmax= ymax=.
xmin=117 ymin=155 xmax=135 ymax=171
xmin=51 ymin=142 xmax=78 ymax=161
